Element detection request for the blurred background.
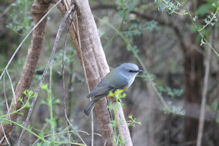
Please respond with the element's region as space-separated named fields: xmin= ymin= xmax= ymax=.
xmin=0 ymin=0 xmax=219 ymax=145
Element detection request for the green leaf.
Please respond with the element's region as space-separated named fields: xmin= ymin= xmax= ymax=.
xmin=129 ymin=115 xmax=133 ymax=119
xmin=54 ymin=99 xmax=60 ymax=104
xmin=212 ymin=102 xmax=218 ymax=111
xmin=216 ymin=117 xmax=219 ymax=124
xmin=40 ymin=100 xmax=46 ymax=105
xmin=190 ymin=24 xmax=202 ymax=33
xmin=107 ymin=102 xmax=113 ymax=111
xmin=108 ymin=90 xmax=114 ymax=97
xmin=3 ymin=120 xmax=10 ymax=125
xmin=24 ymin=104 xmax=31 ymax=108
xmin=19 ymin=112 xmax=24 ymax=116
xmin=18 ymin=97 xmax=23 ymax=102
xmin=23 ymin=90 xmax=27 ymax=95
xmin=195 ymin=3 xmax=212 ymax=16
xmin=41 ymin=84 xmax=48 ymax=91
xmin=28 ymin=90 xmax=34 ymax=97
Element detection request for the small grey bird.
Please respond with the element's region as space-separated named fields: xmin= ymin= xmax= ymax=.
xmin=84 ymin=63 xmax=143 ymax=116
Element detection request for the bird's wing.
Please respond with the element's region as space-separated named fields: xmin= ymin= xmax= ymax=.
xmin=107 ymin=70 xmax=128 ymax=89
xmin=87 ymin=77 xmax=114 ymax=98
xmin=87 ymin=69 xmax=128 ymax=98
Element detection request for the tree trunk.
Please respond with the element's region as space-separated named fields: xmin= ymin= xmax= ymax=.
xmin=184 ymin=1 xmax=206 ymax=145
xmin=75 ymin=0 xmax=114 ymax=145
xmin=0 ymin=0 xmax=51 ymax=144
xmin=57 ymin=0 xmax=113 ymax=145
xmin=57 ymin=0 xmax=133 ymax=145
xmin=184 ymin=44 xmax=204 ymax=145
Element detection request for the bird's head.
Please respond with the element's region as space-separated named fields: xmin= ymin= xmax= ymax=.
xmin=118 ymin=63 xmax=143 ymax=78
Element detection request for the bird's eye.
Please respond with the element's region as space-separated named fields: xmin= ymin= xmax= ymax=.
xmin=129 ymin=70 xmax=134 ymax=73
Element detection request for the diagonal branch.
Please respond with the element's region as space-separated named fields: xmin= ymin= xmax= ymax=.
xmin=0 ymin=0 xmax=52 ymax=144
xmin=17 ymin=3 xmax=75 ymax=145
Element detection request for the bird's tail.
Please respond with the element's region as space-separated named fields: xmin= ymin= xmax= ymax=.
xmin=84 ymin=100 xmax=95 ymax=116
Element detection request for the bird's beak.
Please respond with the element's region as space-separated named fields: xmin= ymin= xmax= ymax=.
xmin=138 ymin=69 xmax=143 ymax=73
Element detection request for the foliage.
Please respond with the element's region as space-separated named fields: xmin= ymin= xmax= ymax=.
xmin=0 ymin=87 xmax=84 ymax=145
xmin=108 ymin=89 xmax=153 ymax=145
xmin=154 ymin=0 xmax=187 ymax=14
xmin=108 ymin=89 xmax=141 ymax=146
xmin=108 ymin=91 xmax=124 ymax=145
xmin=1 ymin=0 xmax=219 ymax=145
xmin=115 ymin=0 xmax=138 ymax=21
xmin=207 ymin=101 xmax=219 ymax=125
xmin=127 ymin=115 xmax=142 ymax=127
xmin=158 ymin=86 xmax=183 ymax=99
xmin=6 ymin=0 xmax=33 ymax=34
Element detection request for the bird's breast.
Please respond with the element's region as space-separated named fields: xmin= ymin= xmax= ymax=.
xmin=127 ymin=76 xmax=135 ymax=88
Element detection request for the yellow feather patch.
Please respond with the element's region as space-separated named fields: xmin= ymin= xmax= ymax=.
xmin=107 ymin=88 xmax=127 ymax=97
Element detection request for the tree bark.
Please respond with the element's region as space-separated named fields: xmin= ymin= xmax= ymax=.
xmin=75 ymin=0 xmax=114 ymax=145
xmin=57 ymin=0 xmax=133 ymax=145
xmin=0 ymin=0 xmax=51 ymax=144
xmin=57 ymin=0 xmax=113 ymax=145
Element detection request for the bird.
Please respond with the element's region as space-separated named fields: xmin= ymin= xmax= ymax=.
xmin=84 ymin=63 xmax=143 ymax=116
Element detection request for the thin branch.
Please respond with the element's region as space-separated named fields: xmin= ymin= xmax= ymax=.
xmin=62 ymin=13 xmax=83 ymax=145
xmin=3 ymin=75 xmax=10 ymax=116
xmin=60 ymin=8 xmax=88 ymax=145
xmin=17 ymin=4 xmax=75 ymax=145
xmin=0 ymin=3 xmax=13 ymax=18
xmin=0 ymin=123 xmax=10 ymax=146
xmin=6 ymin=70 xmax=16 ymax=104
xmin=64 ymin=99 xmax=87 ymax=145
xmin=196 ymin=29 xmax=213 ymax=146
xmin=32 ymin=128 xmax=86 ymax=146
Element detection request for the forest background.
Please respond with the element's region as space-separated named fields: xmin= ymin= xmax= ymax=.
xmin=0 ymin=0 xmax=219 ymax=146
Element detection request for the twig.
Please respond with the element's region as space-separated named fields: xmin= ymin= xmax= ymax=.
xmin=0 ymin=123 xmax=10 ymax=146
xmin=75 ymin=12 xmax=94 ymax=146
xmin=77 ymin=130 xmax=102 ymax=137
xmin=62 ymin=36 xmax=67 ymax=89
xmin=3 ymin=75 xmax=10 ymax=116
xmin=62 ymin=11 xmax=80 ymax=146
xmin=49 ymin=64 xmax=56 ymax=142
xmin=196 ymin=29 xmax=213 ymax=146
xmin=0 ymin=3 xmax=13 ymax=18
xmin=17 ymin=4 xmax=75 ymax=145
xmin=32 ymin=128 xmax=86 ymax=146
xmin=62 ymin=9 xmax=74 ymax=89
xmin=63 ymin=58 xmax=87 ymax=146
xmin=63 ymin=100 xmax=87 ymax=145
xmin=6 ymin=70 xmax=16 ymax=104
